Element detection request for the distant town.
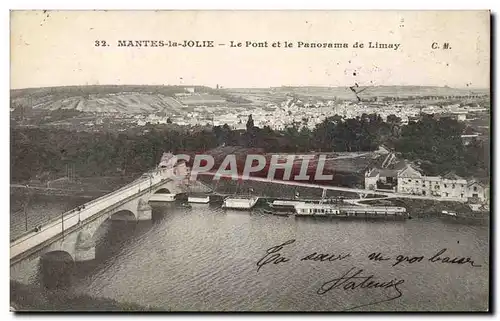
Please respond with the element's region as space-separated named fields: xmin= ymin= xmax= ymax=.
xmin=10 ymin=85 xmax=490 ymax=140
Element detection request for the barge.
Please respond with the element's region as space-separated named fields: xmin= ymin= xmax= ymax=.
xmin=222 ymin=196 xmax=259 ymax=210
xmin=294 ymin=203 xmax=340 ymax=216
xmin=293 ymin=203 xmax=407 ymax=218
xmin=264 ymin=200 xmax=306 ymax=216
xmin=439 ymin=209 xmax=489 ymax=224
xmin=149 ymin=193 xmax=177 ymax=202
xmin=188 ymin=195 xmax=211 ymax=204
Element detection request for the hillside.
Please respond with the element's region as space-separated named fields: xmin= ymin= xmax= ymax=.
xmin=10 ymin=85 xmax=489 ymax=115
xmin=26 ymin=93 xmax=187 ymax=114
xmin=10 ymin=85 xmax=219 ymax=115
xmin=10 ymin=85 xmax=213 ymax=99
xmin=227 ymin=85 xmax=489 ymax=100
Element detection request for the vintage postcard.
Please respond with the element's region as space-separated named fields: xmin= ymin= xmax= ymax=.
xmin=10 ymin=10 xmax=490 ymax=312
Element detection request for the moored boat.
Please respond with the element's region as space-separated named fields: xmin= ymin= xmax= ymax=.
xmin=188 ymin=195 xmax=210 ymax=204
xmin=293 ymin=203 xmax=407 ymax=218
xmin=439 ymin=208 xmax=489 ymax=224
xmin=266 ymin=200 xmax=306 ymax=216
xmin=222 ymin=196 xmax=259 ymax=210
xmin=339 ymin=205 xmax=407 ymax=217
xmin=294 ymin=203 xmax=341 ymax=216
xmin=442 ymin=210 xmax=457 ymax=216
xmin=149 ymin=193 xmax=177 ymax=202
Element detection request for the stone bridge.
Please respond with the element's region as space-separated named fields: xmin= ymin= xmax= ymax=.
xmin=10 ymin=163 xmax=192 ymax=283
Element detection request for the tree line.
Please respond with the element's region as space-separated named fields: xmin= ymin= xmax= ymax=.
xmin=10 ymin=113 xmax=489 ymax=182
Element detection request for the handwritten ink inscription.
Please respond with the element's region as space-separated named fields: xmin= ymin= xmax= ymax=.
xmin=255 ymin=239 xmax=483 ymax=310
xmin=256 ymin=239 xmax=351 ymax=272
xmin=255 ymin=239 xmax=295 ymax=272
xmin=368 ymin=248 xmax=482 ymax=268
xmin=317 ymin=267 xmax=405 ymax=310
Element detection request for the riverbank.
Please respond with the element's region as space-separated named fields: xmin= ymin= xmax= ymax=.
xmin=361 ymin=198 xmax=489 ymax=223
xmin=10 ymin=186 xmax=106 ymax=199
xmin=11 ymin=175 xmax=139 ymax=198
xmin=10 ymin=281 xmax=164 ymax=311
xmin=11 ymin=175 xmax=140 ymax=212
xmin=201 ymin=177 xmax=488 ymax=221
xmin=198 ymin=175 xmax=360 ymax=199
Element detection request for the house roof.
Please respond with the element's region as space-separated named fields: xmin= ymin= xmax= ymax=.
xmin=442 ymin=172 xmax=464 ymax=180
xmin=467 ymin=180 xmax=485 ymax=187
xmin=397 ymin=164 xmax=423 ymax=178
xmin=379 ymin=169 xmax=398 ymax=177
xmin=377 ymin=145 xmax=391 ymax=154
xmin=366 ymin=169 xmax=378 ymax=177
xmin=389 ymin=160 xmax=410 ymax=171
xmin=367 ymin=168 xmax=398 ymax=178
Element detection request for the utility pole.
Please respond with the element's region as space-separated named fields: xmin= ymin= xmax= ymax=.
xmin=66 ymin=163 xmax=75 ymax=182
xmin=23 ymin=186 xmax=32 ymax=231
xmin=24 ymin=202 xmax=28 ymax=232
xmin=61 ymin=211 xmax=65 ymax=240
xmin=213 ymin=179 xmax=220 ymax=195
xmin=68 ymin=163 xmax=75 ymax=182
xmin=320 ymin=188 xmax=327 ymax=204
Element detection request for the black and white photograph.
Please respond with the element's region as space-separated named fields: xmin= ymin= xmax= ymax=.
xmin=9 ymin=10 xmax=491 ymax=312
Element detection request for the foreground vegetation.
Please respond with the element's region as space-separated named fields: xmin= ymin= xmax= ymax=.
xmin=11 ymin=281 xmax=162 ymax=311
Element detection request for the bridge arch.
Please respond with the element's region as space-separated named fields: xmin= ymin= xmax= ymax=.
xmin=109 ymin=209 xmax=137 ymax=221
xmin=64 ymin=209 xmax=136 ymax=264
xmin=154 ymin=187 xmax=172 ymax=194
xmin=39 ymin=250 xmax=75 ymax=288
xmin=72 ymin=197 xmax=153 ymax=256
xmin=41 ymin=250 xmax=75 ymax=263
xmin=80 ymin=208 xmax=138 ymax=248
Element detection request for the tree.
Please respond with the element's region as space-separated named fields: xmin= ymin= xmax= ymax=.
xmin=386 ymin=114 xmax=401 ymax=125
xmin=246 ymin=114 xmax=254 ymax=131
xmin=395 ymin=116 xmax=467 ymax=175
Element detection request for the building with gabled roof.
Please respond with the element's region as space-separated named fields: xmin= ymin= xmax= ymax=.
xmin=365 ymin=159 xmax=489 ymax=203
xmin=466 ymin=180 xmax=489 ymax=203
xmin=158 ymin=152 xmax=176 ymax=169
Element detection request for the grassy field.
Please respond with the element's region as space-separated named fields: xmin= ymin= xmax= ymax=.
xmin=12 ymin=92 xmax=187 ymax=115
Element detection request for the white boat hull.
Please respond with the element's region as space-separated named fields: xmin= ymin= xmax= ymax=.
xmin=222 ymin=197 xmax=259 ymax=210
xmin=188 ymin=196 xmax=210 ymax=204
xmin=149 ymin=194 xmax=177 ymax=202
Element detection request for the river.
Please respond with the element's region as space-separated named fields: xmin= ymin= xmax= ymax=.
xmin=11 ymin=194 xmax=489 ymax=311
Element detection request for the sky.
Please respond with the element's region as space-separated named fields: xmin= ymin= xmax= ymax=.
xmin=10 ymin=10 xmax=490 ymax=89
